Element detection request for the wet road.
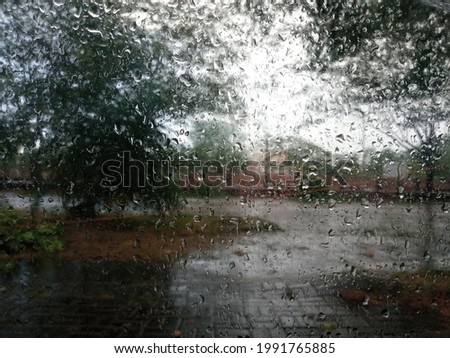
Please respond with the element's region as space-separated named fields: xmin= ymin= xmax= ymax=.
xmin=171 ymin=197 xmax=450 ymax=337
xmin=1 ymin=194 xmax=449 ymax=337
xmin=0 ymin=260 xmax=177 ymax=337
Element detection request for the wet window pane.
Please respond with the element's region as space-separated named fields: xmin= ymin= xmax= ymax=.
xmin=1 ymin=0 xmax=449 ymax=338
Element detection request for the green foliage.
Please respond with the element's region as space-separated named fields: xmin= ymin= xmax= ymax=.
xmin=0 ymin=258 xmax=16 ymax=274
xmin=366 ymin=149 xmax=407 ymax=177
xmin=191 ymin=120 xmax=247 ymax=163
xmin=1 ymin=0 xmax=238 ymax=213
xmin=308 ymin=0 xmax=450 ymax=99
xmin=182 ymin=119 xmax=248 ymax=197
xmin=436 ymin=135 xmax=450 ymax=178
xmin=0 ymin=206 xmax=20 ymax=226
xmin=306 ymin=0 xmax=450 ymax=192
xmin=0 ymin=223 xmax=64 ymax=254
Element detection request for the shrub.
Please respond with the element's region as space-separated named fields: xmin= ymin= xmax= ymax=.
xmin=0 ymin=223 xmax=64 ymax=254
xmin=0 ymin=258 xmax=15 ymax=273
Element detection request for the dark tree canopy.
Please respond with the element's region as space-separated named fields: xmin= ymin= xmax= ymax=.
xmin=304 ymin=0 xmax=450 ymax=192
xmin=0 ymin=0 xmax=237 ymax=211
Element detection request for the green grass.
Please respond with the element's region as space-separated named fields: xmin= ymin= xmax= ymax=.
xmin=0 ymin=205 xmax=65 ymax=254
xmin=0 ymin=223 xmax=64 ymax=254
xmin=0 ymin=257 xmax=16 ymax=273
xmin=0 ymin=206 xmax=27 ymax=226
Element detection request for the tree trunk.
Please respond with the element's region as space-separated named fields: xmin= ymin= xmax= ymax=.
xmin=67 ymin=197 xmax=97 ymax=218
xmin=423 ymin=201 xmax=435 ymax=268
xmin=29 ymin=156 xmax=41 ymax=227
xmin=425 ymin=166 xmax=435 ymax=196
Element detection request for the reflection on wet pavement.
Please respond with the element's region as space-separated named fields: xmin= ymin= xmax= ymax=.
xmin=1 ymin=197 xmax=449 ymax=337
xmin=0 ymin=260 xmax=177 ymax=337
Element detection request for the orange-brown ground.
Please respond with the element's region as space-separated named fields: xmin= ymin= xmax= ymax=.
xmin=339 ymin=271 xmax=450 ymax=331
xmin=0 ymin=214 xmax=272 ymax=262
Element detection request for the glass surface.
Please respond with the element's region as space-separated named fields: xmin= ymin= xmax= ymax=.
xmin=0 ymin=0 xmax=449 ymax=337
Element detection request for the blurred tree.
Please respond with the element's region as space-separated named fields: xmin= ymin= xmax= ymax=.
xmin=0 ymin=122 xmax=13 ymax=178
xmin=183 ymin=119 xmax=247 ymax=196
xmin=0 ymin=0 xmax=237 ymax=215
xmin=305 ymin=0 xmax=450 ymax=194
xmin=191 ymin=119 xmax=246 ymax=163
xmin=435 ymin=135 xmax=450 ymax=179
xmin=0 ymin=64 xmax=17 ymax=178
xmin=367 ymin=149 xmax=406 ymax=178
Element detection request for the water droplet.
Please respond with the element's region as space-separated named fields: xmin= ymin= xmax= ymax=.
xmin=155 ymin=218 xmax=163 ymax=229
xmin=86 ymin=28 xmax=103 ymax=37
xmin=328 ymin=199 xmax=336 ymax=210
xmin=344 ymin=217 xmax=353 ymax=226
xmin=361 ymin=198 xmax=370 ymax=208
xmin=376 ymin=198 xmax=383 ymax=208
xmin=408 ymin=83 xmax=418 ymax=92
xmin=179 ymin=74 xmax=193 ymax=87
xmin=132 ymin=193 xmax=142 ymax=205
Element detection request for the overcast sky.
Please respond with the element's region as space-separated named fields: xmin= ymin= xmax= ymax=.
xmin=4 ymin=0 xmax=448 ymax=160
xmin=135 ymin=1 xmax=450 ymax=159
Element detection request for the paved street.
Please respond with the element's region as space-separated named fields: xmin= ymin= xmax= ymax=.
xmin=1 ymin=196 xmax=449 ymax=337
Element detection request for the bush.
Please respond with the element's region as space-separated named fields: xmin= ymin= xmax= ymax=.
xmin=0 ymin=258 xmax=16 ymax=273
xmin=0 ymin=223 xmax=64 ymax=254
xmin=0 ymin=206 xmax=19 ymax=226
